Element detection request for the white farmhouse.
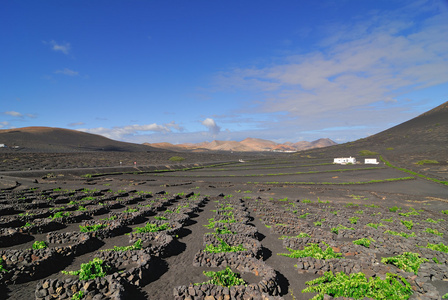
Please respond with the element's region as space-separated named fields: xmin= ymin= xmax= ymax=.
xmin=0 ymin=144 xmax=6 ymax=148
xmin=365 ymin=158 xmax=379 ymax=164
xmin=333 ymin=157 xmax=357 ymax=165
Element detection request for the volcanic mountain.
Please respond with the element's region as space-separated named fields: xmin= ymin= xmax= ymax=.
xmin=145 ymin=137 xmax=337 ymax=152
xmin=305 ymin=101 xmax=448 ymax=163
xmin=0 ymin=127 xmax=158 ymax=153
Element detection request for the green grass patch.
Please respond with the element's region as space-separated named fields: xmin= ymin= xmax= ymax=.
xmin=380 ymin=156 xmax=448 ymax=185
xmin=168 ymin=156 xmax=185 ymax=162
xmin=416 ymin=159 xmax=439 ymax=165
xmin=359 ymin=150 xmax=379 ymax=156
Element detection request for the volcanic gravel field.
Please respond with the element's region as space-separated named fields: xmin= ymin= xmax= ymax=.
xmin=0 ymin=153 xmax=447 ymax=300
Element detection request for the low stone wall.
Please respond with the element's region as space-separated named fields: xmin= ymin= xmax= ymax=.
xmin=176 ymin=255 xmax=281 ymax=299
xmin=0 ymin=248 xmax=61 ymax=284
xmin=35 ymin=276 xmax=126 ymax=300
xmin=128 ymin=231 xmax=175 ymax=257
xmin=202 ymin=234 xmax=263 ymax=259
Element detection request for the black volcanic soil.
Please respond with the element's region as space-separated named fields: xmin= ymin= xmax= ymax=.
xmin=0 ymin=151 xmax=447 ymax=300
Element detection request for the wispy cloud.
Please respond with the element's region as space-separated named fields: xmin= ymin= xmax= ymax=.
xmin=44 ymin=40 xmax=71 ymax=55
xmin=212 ymin=2 xmax=448 ymax=139
xmin=0 ymin=121 xmax=10 ymax=128
xmin=78 ymin=122 xmax=185 ymax=141
xmin=54 ymin=68 xmax=79 ymax=76
xmin=68 ymin=122 xmax=85 ymax=127
xmin=4 ymin=111 xmax=23 ymax=117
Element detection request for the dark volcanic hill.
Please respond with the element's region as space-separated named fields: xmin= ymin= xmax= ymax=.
xmin=304 ymin=101 xmax=448 ymax=167
xmin=0 ymin=127 xmax=158 ymax=153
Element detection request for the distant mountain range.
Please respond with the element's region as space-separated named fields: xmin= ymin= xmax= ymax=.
xmin=1 ymin=101 xmax=446 ymax=156
xmin=144 ymin=137 xmax=337 ymax=152
xmin=0 ymin=126 xmax=336 ymax=153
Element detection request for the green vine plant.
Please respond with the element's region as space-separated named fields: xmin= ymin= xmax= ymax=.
xmin=400 ymin=220 xmax=414 ymax=230
xmin=331 ymin=224 xmax=355 ymax=234
xmin=381 ymin=252 xmax=428 ymax=275
xmin=0 ymin=258 xmax=9 ymax=273
xmin=71 ymin=290 xmax=84 ymax=300
xmin=99 ymin=215 xmax=117 ymax=221
xmin=302 ymin=271 xmax=413 ymax=300
xmin=48 ymin=211 xmax=71 ymax=220
xmin=349 ymin=217 xmax=359 ymax=224
xmin=208 ymin=226 xmax=236 ymax=235
xmin=352 ymin=237 xmax=375 ymax=248
xmin=32 ymin=240 xmax=48 ymax=250
xmin=204 ymin=216 xmax=236 ymax=229
xmin=366 ymin=223 xmax=384 ymax=229
xmin=279 ymin=232 xmax=311 ymax=240
xmin=79 ymin=224 xmax=107 ymax=232
xmin=204 ymin=237 xmax=246 ymax=253
xmin=421 ymin=242 xmax=448 ymax=253
xmin=133 ymin=222 xmax=169 ymax=233
xmin=384 ymin=230 xmax=416 ymax=238
xmin=195 ymin=267 xmax=246 ymax=287
xmin=423 ymin=228 xmax=443 ymax=236
xmin=279 ymin=242 xmax=342 ymax=260
xmin=61 ymin=258 xmax=110 ymax=280
xmin=425 ymin=218 xmax=444 ymax=223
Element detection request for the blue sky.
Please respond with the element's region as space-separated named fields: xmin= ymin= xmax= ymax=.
xmin=1 ymin=0 xmax=447 ymax=144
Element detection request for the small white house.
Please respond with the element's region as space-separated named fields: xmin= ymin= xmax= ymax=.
xmin=334 ymin=157 xmax=357 ymax=165
xmin=365 ymin=158 xmax=379 ymax=164
xmin=0 ymin=144 xmax=6 ymax=148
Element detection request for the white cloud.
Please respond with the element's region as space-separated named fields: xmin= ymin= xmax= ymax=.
xmin=4 ymin=111 xmax=23 ymax=117
xmin=54 ymin=68 xmax=79 ymax=76
xmin=201 ymin=118 xmax=221 ymax=136
xmin=68 ymin=122 xmax=85 ymax=127
xmin=78 ymin=122 xmax=184 ymax=141
xmin=44 ymin=40 xmax=71 ymax=55
xmin=0 ymin=121 xmax=10 ymax=128
xmin=212 ymin=2 xmax=448 ymax=140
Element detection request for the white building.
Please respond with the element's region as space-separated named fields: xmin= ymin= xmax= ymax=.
xmin=0 ymin=144 xmax=6 ymax=148
xmin=365 ymin=158 xmax=379 ymax=164
xmin=333 ymin=157 xmax=356 ymax=165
